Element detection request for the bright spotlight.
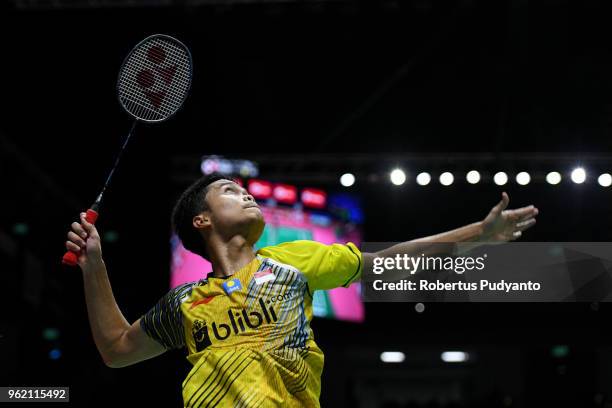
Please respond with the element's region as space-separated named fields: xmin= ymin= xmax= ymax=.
xmin=381 ymin=351 xmax=405 ymax=363
xmin=516 ymin=172 xmax=531 ymax=186
xmin=466 ymin=170 xmax=480 ymax=184
xmin=441 ymin=351 xmax=469 ymax=363
xmin=439 ymin=172 xmax=454 ymax=186
xmin=340 ymin=173 xmax=355 ymax=187
xmin=546 ymin=171 xmax=562 ymax=185
xmin=571 ymin=168 xmax=586 ymax=184
xmin=598 ymin=173 xmax=612 ymax=187
xmin=494 ymin=172 xmax=508 ymax=186
xmin=390 ymin=169 xmax=406 ymax=186
xmin=416 ymin=172 xmax=431 ymax=186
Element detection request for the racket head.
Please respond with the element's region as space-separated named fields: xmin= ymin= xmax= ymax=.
xmin=117 ymin=34 xmax=193 ymax=123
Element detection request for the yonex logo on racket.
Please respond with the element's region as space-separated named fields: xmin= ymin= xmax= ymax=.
xmin=135 ymin=45 xmax=178 ymax=109
xmin=118 ymin=34 xmax=192 ymax=123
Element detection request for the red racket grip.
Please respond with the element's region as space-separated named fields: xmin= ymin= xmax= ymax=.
xmin=61 ymin=209 xmax=99 ymax=266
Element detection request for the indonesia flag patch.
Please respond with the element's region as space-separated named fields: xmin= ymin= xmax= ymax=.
xmin=254 ymin=268 xmax=275 ymax=285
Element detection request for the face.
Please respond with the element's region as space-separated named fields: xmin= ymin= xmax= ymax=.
xmin=193 ymin=180 xmax=265 ymax=245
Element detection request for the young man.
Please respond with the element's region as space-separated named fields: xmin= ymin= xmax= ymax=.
xmin=65 ymin=173 xmax=538 ymax=407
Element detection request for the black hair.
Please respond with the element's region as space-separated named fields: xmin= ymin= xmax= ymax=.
xmin=171 ymin=173 xmax=233 ymax=260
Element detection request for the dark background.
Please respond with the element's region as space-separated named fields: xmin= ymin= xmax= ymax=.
xmin=1 ymin=0 xmax=612 ymax=407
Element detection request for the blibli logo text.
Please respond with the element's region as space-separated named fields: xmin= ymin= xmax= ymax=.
xmin=199 ymin=298 xmax=278 ymax=346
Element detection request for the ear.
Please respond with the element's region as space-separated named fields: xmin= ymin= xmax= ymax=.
xmin=193 ymin=213 xmax=211 ymax=230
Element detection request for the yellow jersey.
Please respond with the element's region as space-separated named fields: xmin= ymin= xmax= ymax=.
xmin=140 ymin=240 xmax=362 ymax=407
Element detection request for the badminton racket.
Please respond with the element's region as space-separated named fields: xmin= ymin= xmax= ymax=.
xmin=62 ymin=34 xmax=193 ymax=266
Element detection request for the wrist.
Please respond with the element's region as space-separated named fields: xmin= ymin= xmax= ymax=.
xmin=471 ymin=221 xmax=489 ymax=243
xmin=82 ymin=257 xmax=105 ymax=274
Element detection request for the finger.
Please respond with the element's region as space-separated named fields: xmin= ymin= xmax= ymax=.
xmin=80 ymin=212 xmax=95 ymax=233
xmin=516 ymin=218 xmax=536 ymax=231
xmin=517 ymin=212 xmax=538 ymax=223
xmin=493 ymin=192 xmax=510 ymax=214
xmin=66 ymin=241 xmax=81 ymax=252
xmin=512 ymin=206 xmax=538 ymax=220
xmin=71 ymin=222 xmax=87 ymax=239
xmin=501 ymin=192 xmax=509 ymax=210
xmin=512 ymin=230 xmax=522 ymax=239
xmin=67 ymin=231 xmax=86 ymax=248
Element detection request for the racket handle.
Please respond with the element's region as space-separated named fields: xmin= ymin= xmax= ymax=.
xmin=62 ymin=209 xmax=99 ymax=267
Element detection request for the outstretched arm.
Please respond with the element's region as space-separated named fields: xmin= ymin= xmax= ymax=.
xmin=66 ymin=213 xmax=166 ymax=368
xmin=363 ymin=192 xmax=539 ymax=265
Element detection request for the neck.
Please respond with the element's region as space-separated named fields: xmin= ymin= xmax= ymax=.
xmin=207 ymin=234 xmax=256 ymax=278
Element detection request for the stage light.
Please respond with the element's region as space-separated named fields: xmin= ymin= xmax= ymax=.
xmin=301 ymin=188 xmax=327 ymax=209
xmin=340 ymin=173 xmax=355 ymax=187
xmin=494 ymin=172 xmax=508 ymax=185
xmin=571 ymin=167 xmax=586 ymax=184
xmin=201 ymin=156 xmax=258 ymax=177
xmin=42 ymin=328 xmax=60 ymax=341
xmin=516 ymin=172 xmax=531 ymax=185
xmin=380 ymin=351 xmax=405 ymax=363
xmin=390 ymin=169 xmax=406 ymax=186
xmin=466 ymin=170 xmax=480 ymax=184
xmin=12 ymin=223 xmax=29 ymax=236
xmin=273 ymin=184 xmax=298 ymax=204
xmin=416 ymin=172 xmax=431 ymax=186
xmin=546 ymin=171 xmax=562 ymax=185
xmin=598 ymin=173 xmax=612 ymax=187
xmin=441 ymin=351 xmax=469 ymax=363
xmin=103 ymin=231 xmax=119 ymax=243
xmin=439 ymin=172 xmax=454 ymax=186
xmin=49 ymin=349 xmax=62 ymax=360
xmin=551 ymin=345 xmax=570 ymax=359
xmin=248 ymin=179 xmax=273 ymax=199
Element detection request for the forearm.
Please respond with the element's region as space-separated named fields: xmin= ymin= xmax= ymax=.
xmin=81 ymin=260 xmax=131 ymax=363
xmin=361 ymin=221 xmax=484 ymax=282
xmin=409 ymin=221 xmax=484 ymax=254
xmin=377 ymin=221 xmax=484 ymax=258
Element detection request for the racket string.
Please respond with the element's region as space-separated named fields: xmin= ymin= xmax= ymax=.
xmin=120 ymin=39 xmax=190 ymax=92
xmin=121 ymin=48 xmax=190 ymax=98
xmin=120 ymin=82 xmax=188 ymax=118
xmin=119 ymin=70 xmax=188 ymax=120
xmin=119 ymin=65 xmax=188 ymax=119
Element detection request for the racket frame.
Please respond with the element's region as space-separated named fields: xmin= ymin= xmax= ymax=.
xmin=116 ymin=33 xmax=193 ymax=124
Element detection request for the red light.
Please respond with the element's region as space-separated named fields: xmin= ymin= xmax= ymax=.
xmin=301 ymin=188 xmax=327 ymax=209
xmin=273 ymin=184 xmax=298 ymax=204
xmin=247 ymin=179 xmax=273 ymax=199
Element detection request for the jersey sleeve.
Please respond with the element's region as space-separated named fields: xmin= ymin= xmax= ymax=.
xmin=140 ymin=282 xmax=193 ymax=350
xmin=257 ymin=240 xmax=362 ymax=291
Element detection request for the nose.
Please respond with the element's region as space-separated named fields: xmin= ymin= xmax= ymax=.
xmin=243 ymin=192 xmax=255 ymax=202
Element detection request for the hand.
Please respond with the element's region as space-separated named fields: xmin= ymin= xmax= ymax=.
xmin=480 ymin=192 xmax=539 ymax=243
xmin=65 ymin=212 xmax=103 ymax=269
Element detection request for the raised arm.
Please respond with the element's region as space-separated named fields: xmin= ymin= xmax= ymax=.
xmin=66 ymin=213 xmax=166 ymax=368
xmin=363 ymin=192 xmax=539 ymax=266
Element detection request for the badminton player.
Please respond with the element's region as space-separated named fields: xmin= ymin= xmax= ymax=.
xmin=65 ymin=173 xmax=538 ymax=407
